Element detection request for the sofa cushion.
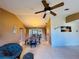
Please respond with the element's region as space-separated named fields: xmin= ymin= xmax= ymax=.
xmin=0 ymin=50 xmax=4 ymax=56
xmin=3 ymin=50 xmax=11 ymax=56
xmin=7 ymin=44 xmax=22 ymax=56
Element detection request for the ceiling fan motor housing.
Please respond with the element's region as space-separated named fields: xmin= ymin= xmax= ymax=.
xmin=44 ymin=7 xmax=51 ymax=11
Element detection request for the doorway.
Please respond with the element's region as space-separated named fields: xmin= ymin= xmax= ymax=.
xmin=29 ymin=28 xmax=45 ymax=40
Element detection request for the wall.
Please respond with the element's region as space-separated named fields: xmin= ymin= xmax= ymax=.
xmin=0 ymin=8 xmax=26 ymax=46
xmin=51 ymin=16 xmax=79 ymax=47
xmin=45 ymin=18 xmax=51 ymax=44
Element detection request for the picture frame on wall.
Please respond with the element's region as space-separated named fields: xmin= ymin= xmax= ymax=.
xmin=61 ymin=26 xmax=72 ymax=32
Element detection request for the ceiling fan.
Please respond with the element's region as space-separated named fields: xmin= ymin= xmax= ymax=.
xmin=35 ymin=0 xmax=64 ymax=18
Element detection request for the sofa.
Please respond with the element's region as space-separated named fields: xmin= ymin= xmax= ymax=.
xmin=0 ymin=43 xmax=22 ymax=59
xmin=23 ymin=52 xmax=34 ymax=59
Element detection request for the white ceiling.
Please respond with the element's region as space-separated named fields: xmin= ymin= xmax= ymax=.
xmin=0 ymin=0 xmax=79 ymax=27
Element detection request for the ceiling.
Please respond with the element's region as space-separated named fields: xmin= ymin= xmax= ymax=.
xmin=0 ymin=0 xmax=79 ymax=27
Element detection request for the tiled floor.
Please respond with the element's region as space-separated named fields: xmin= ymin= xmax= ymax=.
xmin=20 ymin=41 xmax=79 ymax=59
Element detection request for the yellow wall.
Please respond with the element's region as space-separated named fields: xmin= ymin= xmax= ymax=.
xmin=0 ymin=8 xmax=26 ymax=46
xmin=45 ymin=18 xmax=51 ymax=44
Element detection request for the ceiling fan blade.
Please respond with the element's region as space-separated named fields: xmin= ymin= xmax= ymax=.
xmin=50 ymin=2 xmax=64 ymax=10
xmin=35 ymin=10 xmax=45 ymax=14
xmin=43 ymin=13 xmax=46 ymax=18
xmin=50 ymin=11 xmax=56 ymax=16
xmin=42 ymin=0 xmax=49 ymax=8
